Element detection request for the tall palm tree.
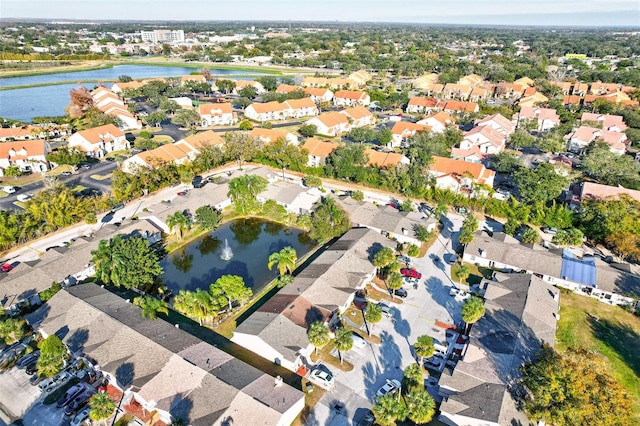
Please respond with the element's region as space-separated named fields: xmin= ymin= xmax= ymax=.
xmin=166 ymin=211 xmax=191 ymax=239
xmin=364 ymin=303 xmax=382 ymax=336
xmin=402 ymin=363 xmax=423 ymax=393
xmin=91 ymin=236 xmax=126 ymax=286
xmin=267 ymin=246 xmax=298 ymax=277
xmin=405 ymin=389 xmax=436 ymax=424
xmin=89 ymin=391 xmax=116 ymax=425
xmin=373 ymin=393 xmax=408 ymax=426
xmin=414 ymin=335 xmax=435 ymax=364
xmin=387 ymin=272 xmax=403 ymax=298
xmin=461 ymin=296 xmax=486 ymax=326
xmin=453 ymin=264 xmax=470 ymax=285
xmin=334 ymin=327 xmax=353 ymax=365
xmin=133 ymin=296 xmax=169 ymax=320
xmin=307 ymin=321 xmax=330 ymax=356
xmin=173 ymin=290 xmax=218 ymax=326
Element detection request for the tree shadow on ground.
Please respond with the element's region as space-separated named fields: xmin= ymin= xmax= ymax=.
xmin=590 ymin=317 xmax=640 ymax=377
xmin=115 ymin=362 xmax=135 ymax=389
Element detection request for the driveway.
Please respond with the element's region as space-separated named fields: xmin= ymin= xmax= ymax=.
xmin=306 ymin=214 xmax=466 ymax=425
xmin=0 ymin=366 xmax=42 ymax=422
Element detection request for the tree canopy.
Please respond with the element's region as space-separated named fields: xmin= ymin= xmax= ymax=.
xmin=309 ymin=197 xmax=351 ymax=242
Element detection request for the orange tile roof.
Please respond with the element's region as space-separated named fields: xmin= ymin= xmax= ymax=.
xmin=424 ymin=111 xmax=455 ymax=126
xmin=234 ymin=80 xmax=259 ymax=89
xmin=314 ymin=111 xmax=349 ymax=128
xmin=302 ymin=138 xmax=339 ymax=158
xmin=429 ymin=156 xmax=495 ymax=184
xmin=276 ymin=84 xmax=301 ymax=93
xmin=0 ymin=139 xmax=47 ymax=159
xmin=198 ymin=103 xmax=233 ymax=115
xmin=0 ymin=126 xmax=43 ymax=140
xmin=464 ymin=126 xmax=506 ymax=147
xmin=250 ymin=128 xmax=290 ymax=143
xmin=75 ymin=124 xmax=124 ymax=144
xmin=580 ymin=182 xmax=640 ymax=203
xmin=476 ymin=113 xmax=516 ymax=134
xmin=284 ymin=97 xmax=316 ymax=109
xmin=334 ymin=90 xmax=367 ymax=101
xmin=408 ymin=97 xmax=438 ymax=108
xmin=442 ymin=100 xmax=478 ymax=113
xmin=113 ymin=81 xmax=146 ymax=90
xmin=248 ymin=101 xmax=290 ymax=114
xmin=365 ymin=149 xmax=408 ymax=168
xmin=391 ymin=121 xmax=431 ymax=136
xmin=341 ymin=105 xmax=372 ymax=120
xmin=182 ymin=130 xmax=224 ymax=148
xmin=563 ymin=95 xmax=582 ymax=104
xmin=304 ymin=87 xmax=331 ymax=97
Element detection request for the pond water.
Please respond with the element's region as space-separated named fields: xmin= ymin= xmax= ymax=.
xmin=160 ymin=218 xmax=316 ymax=296
xmin=0 ymin=64 xmax=260 ymax=122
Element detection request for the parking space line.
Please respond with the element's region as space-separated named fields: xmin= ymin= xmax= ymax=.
xmin=404 ymin=302 xmax=421 ymax=310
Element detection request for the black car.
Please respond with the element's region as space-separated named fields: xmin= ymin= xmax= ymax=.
xmin=25 ymin=361 xmax=39 ymax=375
xmin=192 ymin=175 xmax=205 ymax=188
xmin=30 ymin=374 xmax=44 ymax=386
xmin=389 ymin=288 xmax=408 ymax=298
xmin=17 ymin=351 xmax=39 ymax=369
xmin=64 ymin=389 xmax=94 ymax=417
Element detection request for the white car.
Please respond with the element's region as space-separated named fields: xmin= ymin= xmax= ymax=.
xmin=377 ymin=302 xmax=392 ymax=318
xmin=1 ymin=186 xmax=16 ymax=194
xmin=376 ymin=378 xmax=401 ymax=400
xmin=17 ymin=193 xmax=33 ymax=202
xmin=309 ymin=365 xmax=334 ymax=388
xmin=70 ymin=408 xmax=90 ymax=426
xmin=39 ymin=372 xmax=70 ymax=393
xmin=351 ymin=332 xmax=367 ymax=350
xmin=450 ymin=288 xmax=471 ymax=301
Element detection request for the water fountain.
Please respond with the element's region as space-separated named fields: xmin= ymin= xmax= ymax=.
xmin=220 ymin=238 xmax=233 ymax=260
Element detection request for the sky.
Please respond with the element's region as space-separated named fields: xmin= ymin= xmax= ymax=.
xmin=2 ymin=0 xmax=640 ymax=27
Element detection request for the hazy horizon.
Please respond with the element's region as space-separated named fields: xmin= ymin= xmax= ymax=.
xmin=2 ymin=0 xmax=639 ymax=28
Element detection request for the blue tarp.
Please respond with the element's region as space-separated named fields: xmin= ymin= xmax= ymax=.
xmin=561 ymin=254 xmax=596 ymax=287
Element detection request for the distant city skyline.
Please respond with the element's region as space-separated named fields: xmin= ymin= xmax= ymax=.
xmin=2 ymin=0 xmax=640 ymax=27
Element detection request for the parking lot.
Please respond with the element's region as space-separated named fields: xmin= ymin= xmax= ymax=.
xmin=306 ymin=214 xmax=466 ymax=425
xmin=0 ymin=365 xmax=42 ymax=421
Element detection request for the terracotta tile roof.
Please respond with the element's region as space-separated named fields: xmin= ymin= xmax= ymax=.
xmin=430 ymin=83 xmax=445 ymax=93
xmin=181 ymin=75 xmax=206 ymax=83
xmin=327 ymin=77 xmax=352 ymax=87
xmin=234 ymin=80 xmax=259 ymax=89
xmin=464 ymin=126 xmax=506 ymax=147
xmin=198 ymin=103 xmax=233 ymax=115
xmin=113 ymin=81 xmax=146 ymax=91
xmin=563 ymin=95 xmax=582 ymax=105
xmin=341 ymin=105 xmax=372 ymax=120
xmin=580 ymin=182 xmax=640 ymax=203
xmin=138 ymin=144 xmax=189 ymax=164
xmin=284 ymin=97 xmax=316 ymax=110
xmin=304 ymin=87 xmax=332 ymax=97
xmin=420 ymin=111 xmax=455 ymax=127
xmin=0 ymin=139 xmax=47 ymax=159
xmin=516 ymin=107 xmax=560 ymax=123
xmin=182 ymin=130 xmax=224 ymax=149
xmin=408 ymin=96 xmax=438 ymax=108
xmin=365 ymin=149 xmax=408 ymax=168
xmin=303 ymin=76 xmax=328 ymax=86
xmin=451 ymin=145 xmax=486 ymax=161
xmin=250 ymin=128 xmax=290 ymax=143
xmin=391 ymin=121 xmax=431 ymax=137
xmin=334 ymin=90 xmax=367 ymax=101
xmin=440 ymin=100 xmax=478 ymax=113
xmin=248 ymin=101 xmax=290 ymax=114
xmin=429 ymin=156 xmax=495 ymax=184
xmin=523 ymin=87 xmax=537 ymax=96
xmin=302 ymin=138 xmax=339 ymax=158
xmin=580 ymin=113 xmax=627 ymax=131
xmin=75 ymin=124 xmax=124 ymax=144
xmin=276 ymin=84 xmax=301 ymax=93
xmin=514 ymin=76 xmax=535 ymax=88
xmin=476 ymin=113 xmax=516 ymax=134
xmin=470 ymin=87 xmax=489 ymax=97
xmin=0 ymin=126 xmax=43 ymax=140
xmin=444 ymin=83 xmax=472 ymax=96
xmin=314 ymin=111 xmax=349 ymax=128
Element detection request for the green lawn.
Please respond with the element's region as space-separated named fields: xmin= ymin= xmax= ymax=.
xmin=450 ymin=262 xmax=493 ymax=286
xmin=556 ymin=291 xmax=640 ymax=422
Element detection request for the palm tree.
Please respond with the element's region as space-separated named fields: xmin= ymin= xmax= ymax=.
xmin=373 ymin=393 xmax=408 ymax=426
xmin=405 ymin=389 xmax=436 ymax=424
xmin=461 ymin=296 xmax=486 ymax=326
xmin=89 ymin=391 xmax=116 ymax=425
xmin=433 ymin=203 xmax=448 ymax=220
xmin=403 ymin=363 xmax=424 ymax=393
xmin=133 ymin=296 xmax=169 ymax=320
xmin=267 ymin=246 xmax=298 ymax=277
xmin=414 ymin=335 xmax=435 ymax=364
xmin=91 ymin=236 xmax=125 ymax=287
xmin=387 ymin=272 xmax=403 ymax=298
xmin=166 ymin=211 xmax=191 ymax=239
xmin=364 ymin=302 xmax=382 ymax=336
xmin=334 ymin=327 xmax=353 ymax=365
xmin=453 ymin=263 xmax=470 ymax=285
xmin=372 ymin=247 xmax=395 ymax=275
xmin=173 ymin=290 xmax=218 ymax=326
xmin=307 ymin=321 xmax=330 ymax=356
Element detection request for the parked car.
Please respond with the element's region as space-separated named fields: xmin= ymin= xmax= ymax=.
xmin=450 ymin=288 xmax=471 ymax=301
xmin=400 ymin=268 xmax=422 ymax=279
xmin=377 ymin=303 xmax=392 ymax=318
xmin=309 ymin=364 xmax=335 ymax=388
xmin=177 ymin=189 xmax=190 ymax=196
xmin=1 ymin=262 xmax=14 ymax=273
xmin=356 ymin=410 xmax=375 ymax=426
xmin=541 ymin=227 xmax=558 ymax=235
xmin=110 ymin=203 xmax=125 ymax=213
xmin=351 ymin=332 xmax=367 ymax=350
xmin=80 ymin=164 xmax=91 ymax=170
xmin=389 ymin=288 xmax=408 ymax=298
xmin=424 ymin=356 xmax=443 ymax=369
xmin=16 ymin=350 xmax=39 ymax=368
xmin=396 ymin=255 xmax=411 ymax=265
xmin=1 ymin=186 xmax=16 ymax=194
xmin=454 ymin=206 xmax=468 ymax=214
xmin=39 ymin=372 xmax=71 ymax=393
xmin=16 ymin=194 xmax=33 ymax=202
xmin=25 ymin=362 xmax=39 ymax=375
xmin=70 ymin=408 xmax=90 ymax=426
xmin=445 ymin=254 xmax=459 ymax=265
xmin=64 ymin=388 xmax=95 ymax=417
xmin=57 ymin=383 xmax=87 ymax=408
xmin=61 ymin=171 xmax=72 ymax=176
xmin=376 ymin=378 xmax=401 ymax=400
xmin=30 ymin=374 xmax=44 ymax=386
xmin=402 ymin=276 xmax=418 ymax=286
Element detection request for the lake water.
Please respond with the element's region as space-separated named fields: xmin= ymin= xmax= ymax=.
xmin=160 ymin=218 xmax=316 ymax=296
xmin=0 ymin=64 xmax=261 ymax=122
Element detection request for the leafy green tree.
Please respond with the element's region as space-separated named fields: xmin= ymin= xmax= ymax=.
xmin=158 ymin=98 xmax=180 ymax=114
xmin=364 ymin=302 xmax=382 ymax=336
xmin=307 ymin=321 xmax=330 ymax=355
xmin=605 ymin=231 xmax=640 ymax=262
xmin=4 ymin=165 xmax=22 ymax=178
xmin=552 ymin=228 xmax=584 ymax=246
xmin=462 ymin=214 xmax=479 ymax=233
xmin=238 ymin=86 xmax=257 ymax=99
xmin=146 ymin=110 xmax=167 ymax=127
xmin=521 ymin=345 xmax=632 ymax=426
xmin=413 ymin=335 xmax=435 ymax=364
xmin=257 ymin=76 xmax=278 ymax=91
xmin=224 ymin=133 xmax=262 ymax=170
xmin=399 ymin=199 xmax=414 ymax=212
xmin=414 ymin=225 xmax=432 ymax=242
xmin=216 ymin=79 xmax=236 ymax=94
xmin=267 ymin=246 xmax=298 ymax=277
xmin=46 ymin=147 xmax=87 ymax=166
xmin=91 ymin=235 xmax=163 ymax=292
xmin=522 ymin=227 xmax=540 ymax=244
xmin=535 ymin=133 xmax=566 ymax=153
xmin=0 ymin=318 xmax=25 ymax=344
xmin=234 ymin=98 xmax=253 ymax=110
xmin=351 ymin=190 xmax=364 ymax=201
xmin=578 ymin=196 xmax=640 ymax=243
xmin=453 ymin=263 xmax=470 ymax=285
xmin=171 ymin=109 xmax=200 ymax=131
xmin=515 ymin=162 xmax=568 ymax=204
xmin=458 ymin=228 xmax=475 ymax=245
xmin=210 ymin=275 xmax=253 ymax=311
xmin=324 ymin=144 xmax=369 ymax=182
xmin=309 ymin=197 xmax=351 ymax=242
xmin=504 ymin=218 xmax=521 ymax=236
xmin=173 ymin=289 xmax=219 ymax=326
xmin=334 ymin=327 xmax=354 ymax=365
xmin=133 ymin=296 xmax=168 ymax=320
xmin=372 ymin=246 xmax=396 ymax=273
xmin=195 ymin=205 xmax=222 ymax=230
xmin=227 ymin=174 xmax=268 ymax=214
xmin=36 ymin=335 xmax=68 ymax=378
xmin=373 ymin=393 xmax=408 ymax=426
xmin=89 ymin=391 xmax=116 ymax=423
xmin=262 ymin=137 xmax=308 ymax=179
xmin=507 ymin=129 xmax=535 ymax=150
xmin=406 ymin=244 xmax=419 ymax=257
xmin=461 ymin=296 xmax=486 ymax=325
xmin=490 ymin=151 xmax=523 ymax=173
xmin=303 ymin=175 xmax=322 ymax=188
xmin=298 ymin=123 xmax=317 ymax=137
xmin=167 ymin=211 xmax=191 ymax=239
xmin=387 ymin=272 xmax=403 ymax=297
xmin=405 ymin=389 xmax=436 ymax=424
xmin=581 ymin=142 xmax=640 ymax=189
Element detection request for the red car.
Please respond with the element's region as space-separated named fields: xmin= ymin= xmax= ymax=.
xmin=401 ymin=268 xmax=422 ymax=279
xmin=1 ymin=263 xmax=14 ymax=273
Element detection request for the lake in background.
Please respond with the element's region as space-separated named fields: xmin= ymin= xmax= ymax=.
xmin=0 ymin=64 xmax=261 ymax=122
xmin=160 ymin=218 xmax=316 ymax=297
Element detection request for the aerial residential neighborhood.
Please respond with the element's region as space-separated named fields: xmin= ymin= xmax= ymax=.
xmin=0 ymin=5 xmax=639 ymax=426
